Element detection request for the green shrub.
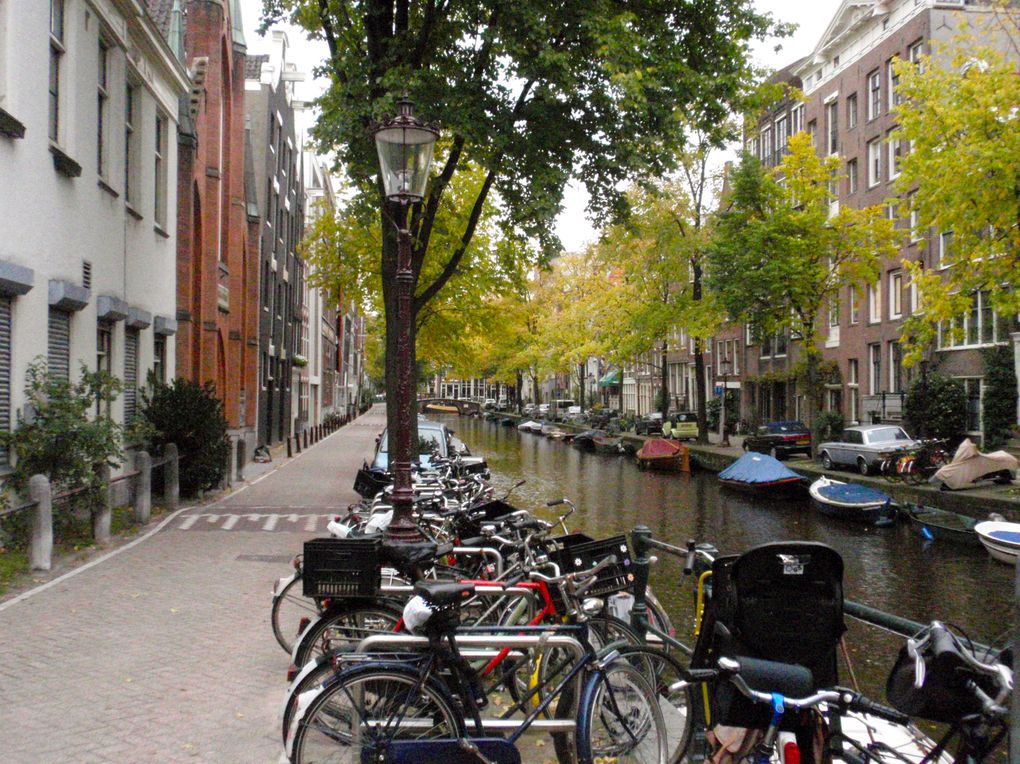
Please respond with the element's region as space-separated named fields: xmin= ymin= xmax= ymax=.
xmin=706 ymin=392 xmax=737 ymax=433
xmin=903 ymin=371 xmax=967 ymax=446
xmin=813 ymin=410 xmax=845 ymax=443
xmin=140 ymin=379 xmax=229 ymax=497
xmin=981 ymin=345 xmax=1017 ymax=449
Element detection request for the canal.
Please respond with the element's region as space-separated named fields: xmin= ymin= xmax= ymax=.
xmin=437 ymin=413 xmax=1015 ymax=705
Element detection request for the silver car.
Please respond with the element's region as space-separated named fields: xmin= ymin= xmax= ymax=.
xmin=818 ymin=425 xmax=917 ymax=475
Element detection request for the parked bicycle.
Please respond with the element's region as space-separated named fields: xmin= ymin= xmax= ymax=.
xmin=878 ymin=438 xmax=950 ymax=485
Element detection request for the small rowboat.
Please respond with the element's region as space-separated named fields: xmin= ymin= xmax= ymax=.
xmin=975 ymin=520 xmax=1020 ymax=565
xmin=592 ymin=436 xmax=624 ymax=455
xmin=718 ymin=452 xmax=803 ymax=495
xmin=424 ymin=403 xmax=459 ymax=414
xmin=571 ymin=430 xmax=603 ymax=451
xmin=808 ymin=476 xmax=895 ymax=525
xmin=635 ymin=438 xmax=690 ymax=472
xmin=901 ymin=504 xmax=981 ymax=547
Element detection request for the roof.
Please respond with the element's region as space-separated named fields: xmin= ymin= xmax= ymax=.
xmin=245 ymin=53 xmax=269 ymax=81
xmin=145 ymin=0 xmax=174 ymax=39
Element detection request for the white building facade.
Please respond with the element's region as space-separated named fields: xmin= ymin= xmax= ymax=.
xmin=0 ymin=0 xmax=189 ymax=467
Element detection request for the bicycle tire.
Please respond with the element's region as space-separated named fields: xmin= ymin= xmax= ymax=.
xmin=271 ymin=573 xmax=322 ymax=654
xmin=576 ymin=660 xmax=668 ymax=764
xmin=291 ymin=599 xmax=405 ymax=669
xmin=288 ymin=663 xmax=465 ymax=764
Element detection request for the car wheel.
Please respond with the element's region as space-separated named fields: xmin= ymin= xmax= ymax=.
xmin=821 ymin=451 xmax=834 ymax=470
xmin=769 ymin=446 xmax=781 ymax=461
xmin=857 ymin=457 xmax=870 ymax=476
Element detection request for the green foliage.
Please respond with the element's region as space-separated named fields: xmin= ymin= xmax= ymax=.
xmin=140 ymin=379 xmax=229 ymax=497
xmin=903 ymin=372 xmax=968 ymax=445
xmin=981 ymin=344 xmax=1017 ymax=449
xmin=813 ymin=410 xmax=845 ymax=443
xmin=706 ymin=392 xmax=737 ymax=432
xmin=0 ymin=359 xmax=122 ymax=495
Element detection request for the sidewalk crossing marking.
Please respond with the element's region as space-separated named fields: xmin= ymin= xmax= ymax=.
xmin=172 ymin=513 xmax=334 ymax=532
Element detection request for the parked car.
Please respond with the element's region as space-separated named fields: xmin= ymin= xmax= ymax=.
xmin=635 ymin=412 xmax=664 ymax=436
xmin=817 ymin=425 xmax=917 ymax=475
xmin=537 ymin=403 xmax=550 ymax=418
xmin=565 ymin=405 xmax=584 ymax=422
xmin=483 ymin=398 xmax=497 ymax=410
xmin=667 ymin=412 xmax=699 ymax=441
xmin=372 ymin=418 xmax=488 ymax=476
xmin=523 ymin=403 xmax=536 ymax=416
xmin=743 ymin=420 xmax=812 ymax=460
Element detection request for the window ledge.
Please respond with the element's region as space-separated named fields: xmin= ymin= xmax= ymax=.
xmin=98 ymin=178 xmax=119 ymax=198
xmin=0 ymin=107 xmax=26 ymax=139
xmin=153 ymin=223 xmax=169 ymax=239
xmin=49 ymin=143 xmax=82 ymax=178
xmin=125 ymin=203 xmax=143 ymax=221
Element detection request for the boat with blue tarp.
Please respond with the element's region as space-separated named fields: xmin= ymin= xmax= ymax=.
xmin=808 ymin=476 xmax=896 ymax=525
xmin=718 ymin=452 xmax=804 ymax=494
xmin=975 ymin=519 xmax=1020 ymax=564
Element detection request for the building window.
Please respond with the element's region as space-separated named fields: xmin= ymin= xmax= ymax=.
xmin=888 ymin=58 xmax=901 ymax=110
xmin=889 ymin=271 xmax=903 ymax=319
xmin=848 ymin=358 xmax=859 ymax=424
xmin=908 ymin=40 xmax=924 ymax=69
xmin=843 ymin=159 xmax=857 ymax=196
xmin=0 ymin=298 xmax=11 ymax=465
xmin=847 ymin=93 xmax=857 ymax=129
xmin=124 ymin=328 xmax=139 ymax=422
xmin=791 ymin=104 xmax=803 ymax=134
xmin=153 ymin=335 xmax=166 ymax=384
xmin=826 ymin=101 xmax=838 ymax=155
xmin=868 ymin=69 xmax=881 ymax=120
xmin=909 ymin=196 xmax=920 ymax=242
xmin=48 ymin=308 xmax=71 ymax=381
xmin=939 ymin=231 xmax=954 ymax=268
xmin=806 ymin=119 xmax=817 ymax=140
xmin=829 ymin=297 xmax=839 ymax=327
xmin=890 ymin=342 xmax=904 ymax=394
xmin=125 ymin=81 xmax=138 ymax=206
xmin=850 ymin=286 xmax=860 ymax=324
xmin=867 ymin=139 xmax=881 ymax=187
xmin=848 ymin=358 xmax=859 ymax=386
xmin=888 ymin=135 xmax=902 ymax=179
xmin=760 ymin=126 xmax=772 ymax=164
xmin=868 ymin=281 xmax=881 ymax=324
xmin=961 ymin=378 xmax=982 ymax=432
xmin=937 ymin=291 xmax=1009 ymax=349
xmin=869 ymin=343 xmax=882 ymax=396
xmin=154 ymin=111 xmax=168 ymax=227
xmin=97 ymin=37 xmax=110 ymax=177
xmin=49 ymin=0 xmax=65 ymax=143
xmin=97 ymin=323 xmax=112 ymax=416
xmin=774 ymin=115 xmax=788 ymax=154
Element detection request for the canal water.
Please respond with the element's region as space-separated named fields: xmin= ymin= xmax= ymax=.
xmin=437 ymin=413 xmax=1014 ymax=705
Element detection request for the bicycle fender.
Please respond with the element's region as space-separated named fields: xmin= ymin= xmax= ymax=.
xmin=366 ymin=739 xmax=520 ymax=764
xmin=290 ymin=597 xmax=403 ymax=665
xmin=272 ymin=571 xmax=300 ymax=599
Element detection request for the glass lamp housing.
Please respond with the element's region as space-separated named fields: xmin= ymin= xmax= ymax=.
xmin=373 ymin=98 xmax=438 ymax=202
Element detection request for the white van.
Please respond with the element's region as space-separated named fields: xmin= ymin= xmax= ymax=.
xmin=552 ymin=399 xmax=576 ymax=420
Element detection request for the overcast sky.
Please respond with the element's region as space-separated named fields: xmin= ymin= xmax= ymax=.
xmin=239 ymin=0 xmax=842 ymax=250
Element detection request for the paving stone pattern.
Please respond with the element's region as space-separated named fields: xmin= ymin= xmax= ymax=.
xmin=0 ymin=409 xmax=385 ymax=764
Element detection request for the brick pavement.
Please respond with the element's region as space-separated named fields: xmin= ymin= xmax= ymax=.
xmin=0 ymin=408 xmax=386 ymax=764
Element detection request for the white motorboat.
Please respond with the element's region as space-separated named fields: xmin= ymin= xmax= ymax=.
xmin=517 ymin=420 xmax=542 ymax=433
xmin=974 ymin=519 xmax=1020 ymax=565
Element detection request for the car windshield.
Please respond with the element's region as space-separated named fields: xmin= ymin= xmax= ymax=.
xmin=768 ymin=421 xmax=807 ymax=433
xmin=378 ymin=427 xmax=447 ymax=455
xmin=676 ymin=413 xmax=697 ymax=423
xmin=867 ymin=427 xmax=910 ymax=443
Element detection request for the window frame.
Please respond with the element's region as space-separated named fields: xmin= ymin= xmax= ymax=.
xmin=846 ymin=93 xmax=858 ymax=130
xmin=850 ymin=286 xmax=860 ymax=325
xmin=868 ymin=281 xmax=882 ymax=324
xmin=867 ymin=69 xmax=881 ymax=121
xmin=826 ymin=100 xmax=839 ymax=155
xmin=97 ymin=35 xmax=111 ymax=178
xmin=867 ymin=139 xmax=881 ymax=188
xmin=124 ymin=79 xmax=139 ymax=208
xmin=847 ymin=158 xmax=858 ymax=195
xmin=49 ymin=0 xmax=66 ymax=144
xmin=889 ymin=270 xmax=903 ymax=319
xmin=939 ymin=231 xmax=954 ymax=269
xmin=154 ymin=109 xmax=168 ymax=228
xmin=888 ymin=134 xmax=902 ymax=180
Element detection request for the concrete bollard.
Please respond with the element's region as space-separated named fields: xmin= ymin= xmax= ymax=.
xmin=303 ymin=430 xmax=309 ymax=449
xmin=95 ymin=464 xmax=112 ymax=545
xmin=134 ymin=451 xmax=151 ymax=524
xmin=163 ymin=443 xmax=179 ymax=510
xmin=295 ymin=433 xmax=302 ymax=453
xmin=28 ymin=474 xmax=52 ymax=571
xmin=287 ymin=436 xmax=292 ymax=458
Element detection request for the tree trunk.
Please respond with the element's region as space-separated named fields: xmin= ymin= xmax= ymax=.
xmin=660 ymin=341 xmax=669 ymax=419
xmin=694 ymin=341 xmax=708 ymax=444
xmin=515 ymin=370 xmax=524 ymax=413
xmin=532 ymin=366 xmax=540 ymax=405
xmin=578 ymin=362 xmax=586 ymax=410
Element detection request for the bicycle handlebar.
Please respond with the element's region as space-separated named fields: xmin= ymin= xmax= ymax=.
xmin=529 ymin=554 xmax=617 ymax=586
xmin=683 ymin=539 xmax=697 ymax=574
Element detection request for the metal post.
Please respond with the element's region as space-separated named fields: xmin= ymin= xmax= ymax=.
xmin=296 ymin=433 xmax=302 ymax=453
xmin=629 ymin=525 xmax=652 ymax=641
xmin=387 ymin=207 xmax=422 ymax=542
xmin=163 ymin=443 xmax=179 ymax=510
xmin=134 ymin=450 xmax=151 ymax=524
xmin=720 ymin=372 xmax=730 ymax=448
xmin=287 ymin=436 xmax=293 ymax=458
xmin=303 ymin=429 xmax=308 ymax=449
xmin=95 ymin=464 xmax=112 ymax=545
xmin=1013 ymin=561 xmax=1020 ymax=763
xmin=28 ymin=474 xmax=52 ymax=572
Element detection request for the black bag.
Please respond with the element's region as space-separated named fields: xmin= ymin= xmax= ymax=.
xmin=885 ymin=623 xmax=993 ymax=724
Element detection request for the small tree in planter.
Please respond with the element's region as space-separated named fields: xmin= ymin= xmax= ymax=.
xmin=981 ymin=344 xmax=1017 ymax=449
xmin=903 ymin=372 xmax=967 ymax=447
xmin=139 ymin=379 xmax=229 ymax=497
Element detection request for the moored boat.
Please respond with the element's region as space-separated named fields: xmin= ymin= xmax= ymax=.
xmin=500 ymin=416 xmax=515 ymax=426
xmin=571 ymin=430 xmax=603 ymax=451
xmin=975 ymin=520 xmax=1020 ymax=564
xmin=424 ymin=403 xmax=460 ymax=414
xmin=718 ymin=452 xmax=803 ymax=494
xmin=517 ymin=420 xmax=542 ymax=433
xmin=901 ymin=504 xmax=981 ymax=546
xmin=635 ymin=438 xmax=690 ymax=472
xmin=808 ymin=476 xmax=895 ymax=525
xmin=592 ymin=435 xmax=624 ymax=455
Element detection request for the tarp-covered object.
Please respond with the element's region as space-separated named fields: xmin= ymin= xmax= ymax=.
xmin=636 ymin=438 xmax=682 ymax=458
xmin=815 ymin=480 xmax=890 ymax=506
xmin=932 ymin=438 xmax=1018 ymax=490
xmin=719 ymin=452 xmax=801 ymax=485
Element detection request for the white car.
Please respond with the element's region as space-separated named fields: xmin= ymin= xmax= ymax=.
xmin=483 ymin=398 xmax=496 ymax=409
xmin=538 ymin=403 xmax=550 ymax=417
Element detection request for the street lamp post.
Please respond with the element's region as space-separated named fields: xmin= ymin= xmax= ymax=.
xmin=373 ymin=97 xmax=438 ymax=541
xmin=719 ymin=358 xmax=731 ymax=448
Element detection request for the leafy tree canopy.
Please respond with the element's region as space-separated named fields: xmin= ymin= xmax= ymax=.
xmin=893 ymin=9 xmax=1020 ymax=360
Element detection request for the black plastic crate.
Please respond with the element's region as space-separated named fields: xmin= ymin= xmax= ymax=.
xmin=547 ymin=533 xmax=633 ymax=599
xmin=469 ymin=499 xmax=524 ymax=522
xmin=303 ymin=538 xmax=380 ymax=597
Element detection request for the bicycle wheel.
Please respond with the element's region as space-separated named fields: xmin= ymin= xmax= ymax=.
xmin=292 ymin=600 xmax=404 ymax=669
xmin=612 ymin=645 xmax=694 ymax=764
xmin=271 ymin=574 xmax=323 ymax=654
xmin=576 ymin=661 xmax=668 ymax=764
xmin=289 ymin=663 xmax=465 ymax=764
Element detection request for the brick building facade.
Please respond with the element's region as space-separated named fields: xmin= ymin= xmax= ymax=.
xmin=175 ymin=0 xmax=259 ymax=471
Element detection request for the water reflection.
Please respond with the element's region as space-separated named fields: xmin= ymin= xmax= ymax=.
xmin=441 ymin=414 xmax=1014 ymax=696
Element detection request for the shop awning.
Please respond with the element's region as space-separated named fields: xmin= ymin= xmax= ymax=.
xmin=599 ymin=369 xmax=621 ymax=387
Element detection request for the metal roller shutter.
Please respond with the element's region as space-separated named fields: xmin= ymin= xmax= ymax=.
xmin=48 ymin=308 xmax=71 ymax=381
xmin=0 ymin=298 xmax=10 ymax=464
xmin=124 ymin=328 xmax=138 ymax=422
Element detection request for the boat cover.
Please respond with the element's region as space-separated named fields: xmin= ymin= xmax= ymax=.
xmin=932 ymin=438 xmax=1018 ymax=490
xmin=637 ymin=438 xmax=682 ymax=458
xmin=989 ymin=530 xmax=1020 ymax=544
xmin=816 ymin=481 xmax=890 ymax=506
xmin=718 ymin=452 xmax=801 ymax=484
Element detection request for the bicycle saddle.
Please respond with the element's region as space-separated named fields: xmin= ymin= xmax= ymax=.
xmin=730 ymin=655 xmax=815 ymax=697
xmin=414 ymin=581 xmax=476 ymax=607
